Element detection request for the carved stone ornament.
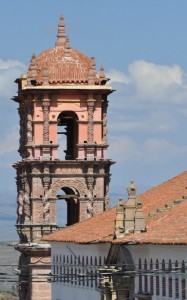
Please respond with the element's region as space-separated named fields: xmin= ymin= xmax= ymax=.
xmin=43 ymin=101 xmax=50 ymax=143
xmin=42 ymin=177 xmax=51 ymax=222
xmin=26 ymin=103 xmax=33 ymax=145
xmin=17 ymin=190 xmax=24 ymax=223
xmin=30 ymin=257 xmax=51 ymax=264
xmin=86 ymin=177 xmax=95 ymax=200
xmin=36 ymin=201 xmax=43 ymax=223
xmin=51 ymin=178 xmax=86 ymax=197
xmin=102 ymin=99 xmax=108 ymax=143
xmin=23 ymin=181 xmax=31 ymax=222
xmin=86 ymin=177 xmax=95 ymax=218
xmin=87 ymin=100 xmax=95 ymax=142
xmin=32 ymin=177 xmax=43 ymax=197
xmin=32 ymin=166 xmax=41 ymax=174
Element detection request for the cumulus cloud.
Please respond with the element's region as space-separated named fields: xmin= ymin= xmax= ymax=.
xmin=106 ymin=69 xmax=131 ymax=84
xmin=0 ymin=59 xmax=25 ymax=70
xmin=107 ymin=60 xmax=187 ymax=104
xmin=0 ymin=59 xmax=26 ymax=100
xmin=108 ymin=135 xmax=187 ymax=164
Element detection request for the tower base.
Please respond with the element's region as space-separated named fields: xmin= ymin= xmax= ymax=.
xmin=15 ymin=243 xmax=51 ymax=300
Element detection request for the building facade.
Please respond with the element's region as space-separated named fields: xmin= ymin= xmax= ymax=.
xmin=44 ymin=172 xmax=187 ymax=300
xmin=13 ymin=15 xmax=114 ymax=299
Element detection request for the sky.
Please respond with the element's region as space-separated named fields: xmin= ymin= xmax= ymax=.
xmin=1 ymin=0 xmax=187 ymax=239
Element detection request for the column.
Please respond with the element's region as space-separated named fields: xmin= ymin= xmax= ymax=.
xmin=42 ymin=96 xmax=50 ymax=144
xmin=102 ymin=98 xmax=108 ymax=143
xmin=87 ymin=96 xmax=95 ymax=143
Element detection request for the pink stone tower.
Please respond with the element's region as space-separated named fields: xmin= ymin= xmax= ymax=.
xmin=13 ymin=16 xmax=114 ymax=299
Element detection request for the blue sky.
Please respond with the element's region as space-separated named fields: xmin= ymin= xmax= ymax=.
xmin=1 ymin=0 xmax=187 ymax=239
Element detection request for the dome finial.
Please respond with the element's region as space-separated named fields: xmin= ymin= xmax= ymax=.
xmin=55 ymin=15 xmax=67 ymax=48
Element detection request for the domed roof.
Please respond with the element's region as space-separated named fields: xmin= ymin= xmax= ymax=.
xmin=26 ymin=16 xmax=106 ymax=86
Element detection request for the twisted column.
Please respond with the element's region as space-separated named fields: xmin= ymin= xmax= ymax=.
xmin=26 ymin=103 xmax=33 ymax=145
xmin=86 ymin=177 xmax=95 ymax=218
xmin=17 ymin=178 xmax=24 ymax=224
xmin=43 ymin=99 xmax=50 ymax=144
xmin=18 ymin=102 xmax=26 ymax=157
xmin=22 ymin=178 xmax=30 ymax=222
xmin=43 ymin=177 xmax=51 ymax=222
xmin=102 ymin=99 xmax=108 ymax=143
xmin=87 ymin=98 xmax=95 ymax=143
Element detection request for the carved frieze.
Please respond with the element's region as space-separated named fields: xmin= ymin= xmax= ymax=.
xmin=55 ymin=167 xmax=82 ymax=174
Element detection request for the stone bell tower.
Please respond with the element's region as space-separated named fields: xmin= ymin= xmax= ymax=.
xmin=13 ymin=16 xmax=114 ymax=300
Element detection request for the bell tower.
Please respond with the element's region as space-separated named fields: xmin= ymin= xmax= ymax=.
xmin=13 ymin=16 xmax=114 ymax=299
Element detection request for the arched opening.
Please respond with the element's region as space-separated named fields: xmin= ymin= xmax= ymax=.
xmin=56 ymin=187 xmax=79 ymax=226
xmin=57 ymin=111 xmax=78 ymax=160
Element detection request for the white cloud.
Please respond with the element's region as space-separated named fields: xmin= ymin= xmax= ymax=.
xmin=0 ymin=59 xmax=26 ymax=99
xmin=108 ymin=135 xmax=187 ymax=164
xmin=107 ymin=60 xmax=187 ymax=104
xmin=106 ymin=69 xmax=131 ymax=84
xmin=0 ymin=59 xmax=25 ymax=70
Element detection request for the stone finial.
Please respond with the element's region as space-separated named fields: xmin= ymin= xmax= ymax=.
xmin=30 ymin=53 xmax=38 ymax=77
xmin=42 ymin=63 xmax=49 ymax=85
xmin=55 ymin=15 xmax=67 ymax=48
xmin=88 ymin=57 xmax=96 ymax=85
xmin=115 ymin=198 xmax=125 ymax=239
xmin=135 ymin=196 xmax=146 ymax=231
xmin=27 ymin=54 xmax=37 ymax=86
xmin=99 ymin=65 xmax=105 ymax=79
xmin=127 ymin=180 xmax=137 ymax=197
xmin=64 ymin=36 xmax=71 ymax=57
xmin=27 ymin=66 xmax=33 ymax=86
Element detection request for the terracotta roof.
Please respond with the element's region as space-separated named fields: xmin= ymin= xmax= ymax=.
xmin=112 ymin=199 xmax=187 ymax=245
xmin=43 ymin=171 xmax=187 ymax=245
xmin=141 ymin=170 xmax=187 ymax=217
xmin=43 ymin=207 xmax=116 ymax=244
xmin=35 ymin=47 xmax=92 ymax=84
xmin=26 ymin=16 xmax=101 ymax=86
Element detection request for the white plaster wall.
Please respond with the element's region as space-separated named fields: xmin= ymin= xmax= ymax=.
xmin=51 ymin=242 xmax=110 ymax=300
xmin=127 ymin=244 xmax=187 ymax=300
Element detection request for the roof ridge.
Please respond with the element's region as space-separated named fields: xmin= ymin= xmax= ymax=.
xmin=140 ymin=170 xmax=187 ymax=197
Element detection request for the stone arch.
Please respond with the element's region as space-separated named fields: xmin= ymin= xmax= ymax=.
xmin=51 ymin=178 xmax=86 ymax=226
xmin=57 ymin=110 xmax=79 ymax=160
xmin=106 ymin=245 xmax=135 ymax=299
xmin=51 ymin=178 xmax=87 ymax=198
